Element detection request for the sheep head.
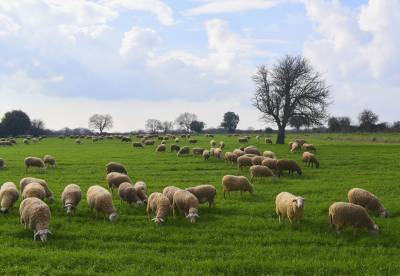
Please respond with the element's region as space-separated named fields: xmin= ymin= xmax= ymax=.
xmin=34 ymin=229 xmax=52 ymax=242
xmin=152 ymin=217 xmax=164 ymax=225
xmin=186 ymin=208 xmax=199 ymax=223
xmin=293 ymin=197 xmax=304 ymax=209
xmin=64 ymin=204 xmax=74 ymax=215
xmin=109 ymin=213 xmax=118 ymax=223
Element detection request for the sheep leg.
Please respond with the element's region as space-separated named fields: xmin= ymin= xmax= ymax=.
xmin=223 ymin=191 xmax=226 ymax=199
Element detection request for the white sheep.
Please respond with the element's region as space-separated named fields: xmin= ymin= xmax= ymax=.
xmin=20 ymin=177 xmax=54 ymax=202
xmin=106 ymin=172 xmax=133 ymax=192
xmin=22 ymin=182 xmax=46 ymax=200
xmin=290 ymin=142 xmax=301 ymax=153
xmin=185 ymin=184 xmax=216 ymax=207
xmin=162 ymin=186 xmax=182 ymax=204
xmin=172 ymin=190 xmax=199 ymax=223
xmin=302 ymin=152 xmax=320 ymax=168
xmin=19 ymin=197 xmax=52 ymax=242
xmin=237 ymin=155 xmax=253 ymax=169
xmin=275 ymin=192 xmax=304 ymax=223
xmin=43 ymin=155 xmax=56 ymax=168
xmin=249 ymin=165 xmax=275 ymax=181
xmin=244 ymin=146 xmax=261 ymax=156
xmin=222 ymin=175 xmax=254 ymax=198
xmin=118 ymin=182 xmax=142 ymax=205
xmin=61 ymin=184 xmax=82 ymax=215
xmin=134 ymin=181 xmax=148 ymax=204
xmin=147 ymin=192 xmax=171 ymax=224
xmin=348 ymin=188 xmax=389 ymax=217
xmin=87 ymin=185 xmax=118 ymax=222
xmin=202 ymin=150 xmax=210 ymax=160
xmin=0 ymin=182 xmax=19 ymax=213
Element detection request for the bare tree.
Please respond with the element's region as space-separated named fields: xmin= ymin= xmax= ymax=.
xmin=88 ymin=114 xmax=113 ymax=134
xmin=145 ymin=119 xmax=162 ymax=133
xmin=358 ymin=109 xmax=378 ymax=131
xmin=161 ymin=121 xmax=174 ymax=133
xmin=175 ymin=112 xmax=197 ymax=132
xmin=252 ymin=55 xmax=330 ymax=144
xmin=30 ymin=119 xmax=45 ymax=136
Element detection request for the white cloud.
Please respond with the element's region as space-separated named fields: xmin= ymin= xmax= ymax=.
xmin=119 ymin=27 xmax=161 ymax=60
xmin=183 ymin=0 xmax=286 ymax=16
xmin=0 ymin=14 xmax=20 ymax=38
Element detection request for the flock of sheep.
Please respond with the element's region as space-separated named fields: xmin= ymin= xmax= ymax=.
xmin=0 ymin=134 xmax=390 ymax=242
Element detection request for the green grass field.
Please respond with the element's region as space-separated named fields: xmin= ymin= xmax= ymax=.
xmin=0 ymin=134 xmax=399 ymax=275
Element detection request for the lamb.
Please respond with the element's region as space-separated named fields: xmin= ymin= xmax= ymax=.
xmin=106 ymin=162 xmax=128 ymax=174
xmin=249 ymin=165 xmax=275 ymax=181
xmin=232 ymin=149 xmax=245 ymax=157
xmin=329 ymin=202 xmax=379 ymax=234
xmin=132 ymin=142 xmax=143 ymax=148
xmin=261 ymin=158 xmax=278 ymax=171
xmin=244 ymin=146 xmax=261 ymax=156
xmin=0 ymin=158 xmax=6 ymax=170
xmin=263 ymin=151 xmax=277 ymax=159
xmin=19 ymin=197 xmax=52 ymax=242
xmin=43 ymin=155 xmax=56 ymax=168
xmin=162 ymin=186 xmax=182 ymax=204
xmin=22 ymin=182 xmax=46 ymax=200
xmin=348 ymin=188 xmax=389 ymax=217
xmin=134 ymin=181 xmax=148 ymax=204
xmin=202 ymin=150 xmax=210 ymax=160
xmin=20 ymin=177 xmax=54 ymax=202
xmin=265 ymin=138 xmax=272 ymax=144
xmin=237 ymin=155 xmax=253 ymax=169
xmin=224 ymin=152 xmax=238 ymax=163
xmin=87 ymin=185 xmax=118 ymax=222
xmin=0 ymin=182 xmax=19 ymax=213
xmin=177 ymin=146 xmax=190 ymax=157
xmin=61 ymin=184 xmax=82 ymax=215
xmin=276 ymin=159 xmax=302 ymax=176
xmin=24 ymin=157 xmax=45 ymax=172
xmin=251 ymin=156 xmax=267 ymax=165
xmin=147 ymin=192 xmax=171 ymax=224
xmin=222 ymin=175 xmax=254 ymax=198
xmin=193 ymin=148 xmax=205 ymax=156
xmin=156 ymin=144 xmax=166 ymax=152
xmin=290 ymin=142 xmax=301 ymax=153
xmin=185 ymin=184 xmax=216 ymax=208
xmin=106 ymin=172 xmax=133 ymax=192
xmin=275 ymin=192 xmax=305 ymax=223
xmin=118 ymin=182 xmax=142 ymax=205
xmin=172 ymin=190 xmax=199 ymax=223
xmin=302 ymin=152 xmax=320 ymax=168
xmin=302 ymin=143 xmax=316 ymax=152
xmin=170 ymin=144 xmax=180 ymax=152
xmin=214 ymin=148 xmax=224 ymax=160
xmin=210 ymin=140 xmax=216 ymax=147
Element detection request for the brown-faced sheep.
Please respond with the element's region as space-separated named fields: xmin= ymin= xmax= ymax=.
xmin=20 ymin=177 xmax=54 ymax=202
xmin=118 ymin=182 xmax=142 ymax=205
xmin=170 ymin=144 xmax=180 ymax=152
xmin=185 ymin=184 xmax=216 ymax=207
xmin=177 ymin=146 xmax=190 ymax=157
xmin=222 ymin=175 xmax=254 ymax=198
xmin=244 ymin=146 xmax=261 ymax=156
xmin=43 ymin=155 xmax=56 ymax=168
xmin=134 ymin=181 xmax=148 ymax=204
xmin=302 ymin=152 xmax=320 ymax=168
xmin=172 ymin=190 xmax=199 ymax=223
xmin=24 ymin=157 xmax=45 ymax=172
xmin=61 ymin=184 xmax=82 ymax=215
xmin=87 ymin=185 xmax=118 ymax=222
xmin=106 ymin=172 xmax=133 ymax=192
xmin=249 ymin=165 xmax=275 ymax=181
xmin=202 ymin=150 xmax=210 ymax=160
xmin=106 ymin=162 xmax=127 ymax=174
xmin=329 ymin=202 xmax=379 ymax=234
xmin=162 ymin=186 xmax=182 ymax=204
xmin=348 ymin=188 xmax=389 ymax=218
xmin=276 ymin=159 xmax=302 ymax=177
xmin=147 ymin=192 xmax=171 ymax=224
xmin=0 ymin=182 xmax=19 ymax=213
xmin=237 ymin=155 xmax=253 ymax=170
xmin=19 ymin=197 xmax=51 ymax=242
xmin=275 ymin=192 xmax=304 ymax=223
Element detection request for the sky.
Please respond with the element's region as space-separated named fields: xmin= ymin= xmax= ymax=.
xmin=0 ymin=0 xmax=399 ymax=131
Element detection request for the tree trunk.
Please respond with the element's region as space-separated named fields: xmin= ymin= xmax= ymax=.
xmin=276 ymin=126 xmax=285 ymax=144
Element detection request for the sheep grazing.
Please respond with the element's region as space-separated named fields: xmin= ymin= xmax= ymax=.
xmin=106 ymin=162 xmax=127 ymax=175
xmin=189 ymin=139 xmax=197 ymax=144
xmin=175 ymin=138 xmax=179 ymax=143
xmin=348 ymin=188 xmax=389 ymax=218
xmin=177 ymin=146 xmax=190 ymax=157
xmin=295 ymin=139 xmax=307 ymax=146
xmin=219 ymin=141 xmax=225 ymax=149
xmin=238 ymin=137 xmax=248 ymax=143
xmin=222 ymin=175 xmax=254 ymax=198
xmin=237 ymin=155 xmax=253 ymax=170
xmin=276 ymin=159 xmax=302 ymax=177
xmin=87 ymin=185 xmax=118 ymax=222
xmin=232 ymin=149 xmax=245 ymax=157
xmin=162 ymin=186 xmax=182 ymax=204
xmin=133 ymin=181 xmax=148 ymax=204
xmin=185 ymin=184 xmax=216 ymax=208
xmin=0 ymin=182 xmax=19 ymax=213
xmin=265 ymin=138 xmax=272 ymax=144
xmin=170 ymin=144 xmax=180 ymax=152
xmin=193 ymin=148 xmax=205 ymax=156
xmin=209 ymin=147 xmax=216 ymax=157
xmin=214 ymin=148 xmax=224 ymax=160
xmin=24 ymin=157 xmax=45 ymax=172
xmin=275 ymin=192 xmax=305 ymax=223
xmin=302 ymin=143 xmax=316 ymax=152
xmin=0 ymin=158 xmax=6 ymax=170
xmin=23 ymin=139 xmax=29 ymax=145
xmin=147 ymin=192 xmax=171 ymax=224
xmin=244 ymin=146 xmax=261 ymax=156
xmin=43 ymin=155 xmax=56 ymax=168
xmin=144 ymin=140 xmax=155 ymax=146
xmin=210 ymin=140 xmax=216 ymax=147
xmin=75 ymin=139 xmax=81 ymax=144
xmin=288 ymin=141 xmax=294 ymax=150
xmin=329 ymin=202 xmax=379 ymax=234
xmin=251 ymin=156 xmax=267 ymax=165
xmin=263 ymin=151 xmax=276 ymax=159
xmin=261 ymin=158 xmax=278 ymax=171
xmin=249 ymin=165 xmax=275 ymax=181
xmin=118 ymin=182 xmax=142 ymax=205
xmin=61 ymin=184 xmax=82 ymax=215
xmin=224 ymin=152 xmax=238 ymax=163
xmin=19 ymin=197 xmax=52 ymax=242
xmin=22 ymin=182 xmax=46 ymax=200
xmin=302 ymin=152 xmax=319 ymax=168
xmin=156 ymin=144 xmax=166 ymax=152
xmin=290 ymin=142 xmax=301 ymax=153
xmin=106 ymin=172 xmax=132 ymax=192
xmin=20 ymin=177 xmax=54 ymax=202
xmin=160 ymin=140 xmax=167 ymax=145
xmin=132 ymin=142 xmax=143 ymax=148
xmin=172 ymin=190 xmax=199 ymax=223
xmin=202 ymin=150 xmax=210 ymax=160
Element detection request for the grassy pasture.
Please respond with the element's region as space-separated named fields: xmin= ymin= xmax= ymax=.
xmin=0 ymin=133 xmax=399 ymax=275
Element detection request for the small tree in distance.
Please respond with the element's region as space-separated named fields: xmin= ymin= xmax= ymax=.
xmin=30 ymin=119 xmax=45 ymax=136
xmin=190 ymin=120 xmax=205 ymax=133
xmin=88 ymin=114 xmax=113 ymax=134
xmin=358 ymin=109 xmax=378 ymax=131
xmin=145 ymin=119 xmax=162 ymax=133
xmin=161 ymin=121 xmax=174 ymax=133
xmin=175 ymin=112 xmax=197 ymax=132
xmin=221 ymin=111 xmax=239 ymax=133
